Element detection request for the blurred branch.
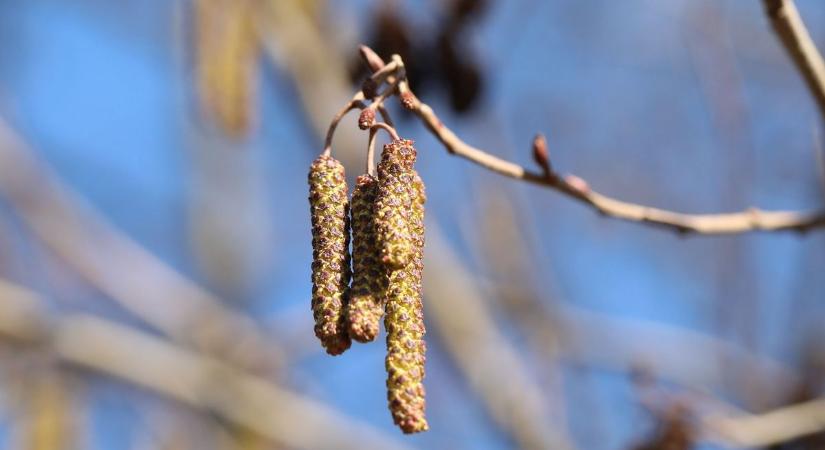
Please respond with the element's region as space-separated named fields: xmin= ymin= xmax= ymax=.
xmin=0 ymin=281 xmax=413 ymax=450
xmin=253 ymin=0 xmax=366 ymax=169
xmin=0 ymin=119 xmax=282 ymax=373
xmin=764 ymin=0 xmax=825 ymax=121
xmin=358 ymin=47 xmax=825 ymax=235
xmin=705 ymin=397 xmax=825 ymax=447
xmin=424 ymin=226 xmax=575 ymax=450
xmin=557 ymin=306 xmax=797 ymax=404
xmin=23 ymin=370 xmax=78 ymax=450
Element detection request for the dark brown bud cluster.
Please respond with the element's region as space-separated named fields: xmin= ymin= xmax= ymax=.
xmin=308 ymin=155 xmax=352 ymax=355
xmin=308 ymin=139 xmax=428 ymax=434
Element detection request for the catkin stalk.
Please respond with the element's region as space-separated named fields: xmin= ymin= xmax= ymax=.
xmin=308 ymin=155 xmax=351 ymax=355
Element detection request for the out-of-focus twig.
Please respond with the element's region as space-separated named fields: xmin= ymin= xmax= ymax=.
xmin=0 ymin=119 xmax=282 ymax=373
xmin=254 ymin=0 xmax=365 ymax=168
xmin=557 ymin=306 xmax=797 ymax=404
xmin=705 ymin=397 xmax=825 ymax=447
xmin=0 ymin=281 xmax=413 ymax=450
xmin=424 ymin=225 xmax=574 ymax=450
xmin=21 ymin=371 xmax=73 ymax=450
xmin=194 ymin=0 xmax=259 ymax=137
xmin=763 ymin=0 xmax=825 ymax=121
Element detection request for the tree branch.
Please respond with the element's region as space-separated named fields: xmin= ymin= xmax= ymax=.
xmin=764 ymin=0 xmax=825 ymax=121
xmin=355 ymin=46 xmax=825 ymax=235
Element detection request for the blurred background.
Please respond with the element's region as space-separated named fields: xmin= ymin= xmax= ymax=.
xmin=0 ymin=0 xmax=823 ymax=449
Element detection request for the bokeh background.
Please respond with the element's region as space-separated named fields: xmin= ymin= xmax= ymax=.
xmin=0 ymin=0 xmax=823 ymax=449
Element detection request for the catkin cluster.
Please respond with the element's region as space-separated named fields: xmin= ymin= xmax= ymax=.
xmin=308 ymin=139 xmax=427 ymax=434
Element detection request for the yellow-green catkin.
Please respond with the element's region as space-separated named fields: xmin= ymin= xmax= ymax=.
xmin=347 ymin=174 xmax=388 ymax=343
xmin=308 ymin=155 xmax=351 ymax=355
xmin=385 ymin=151 xmax=428 ymax=434
xmin=375 ymin=139 xmax=417 ymax=269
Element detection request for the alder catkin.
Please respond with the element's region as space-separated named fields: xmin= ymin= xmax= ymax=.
xmin=308 ymin=155 xmax=352 ymax=355
xmin=385 ymin=154 xmax=429 ymax=433
xmin=375 ymin=139 xmax=418 ymax=269
xmin=346 ymin=174 xmax=388 ymax=343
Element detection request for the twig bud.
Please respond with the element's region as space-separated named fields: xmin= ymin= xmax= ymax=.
xmin=399 ymin=91 xmax=416 ymax=110
xmin=359 ymin=45 xmax=386 ymax=72
xmin=358 ymin=108 xmax=376 ymax=130
xmin=564 ymin=174 xmax=590 ymax=194
xmin=532 ymin=133 xmax=552 ymax=176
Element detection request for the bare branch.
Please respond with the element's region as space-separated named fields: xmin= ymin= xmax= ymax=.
xmin=358 ymin=47 xmax=825 ymax=235
xmin=405 ymin=88 xmax=825 ymax=234
xmin=764 ymin=0 xmax=825 ymax=121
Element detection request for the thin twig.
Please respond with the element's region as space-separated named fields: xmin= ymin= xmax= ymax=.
xmin=322 ymin=96 xmax=366 ymax=156
xmin=358 ymin=47 xmax=825 ymax=235
xmin=366 ymin=123 xmax=400 ymax=175
xmin=763 ymin=0 xmax=825 ymax=121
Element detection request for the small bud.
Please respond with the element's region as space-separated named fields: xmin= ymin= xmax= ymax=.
xmin=399 ymin=91 xmax=416 ymax=110
xmin=532 ymin=133 xmax=552 ymax=176
xmin=359 ymin=45 xmax=386 ymax=72
xmin=308 ymin=155 xmax=352 ymax=355
xmin=564 ymin=174 xmax=590 ymax=194
xmin=358 ymin=108 xmax=376 ymax=130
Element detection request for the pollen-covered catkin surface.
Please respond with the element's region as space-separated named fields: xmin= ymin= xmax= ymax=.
xmin=347 ymin=174 xmax=388 ymax=343
xmin=308 ymin=155 xmax=352 ymax=356
xmin=375 ymin=139 xmax=418 ymax=269
xmin=385 ymin=165 xmax=428 ymax=434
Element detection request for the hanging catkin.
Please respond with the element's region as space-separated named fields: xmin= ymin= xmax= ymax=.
xmin=347 ymin=174 xmax=388 ymax=343
xmin=308 ymin=155 xmax=352 ymax=355
xmin=382 ymin=140 xmax=429 ymax=434
xmin=374 ymin=140 xmax=417 ymax=269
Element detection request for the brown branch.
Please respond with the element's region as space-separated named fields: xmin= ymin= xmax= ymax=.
xmin=406 ymin=89 xmax=825 ymax=234
xmin=764 ymin=0 xmax=825 ymax=121
xmin=358 ymin=47 xmax=825 ymax=235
